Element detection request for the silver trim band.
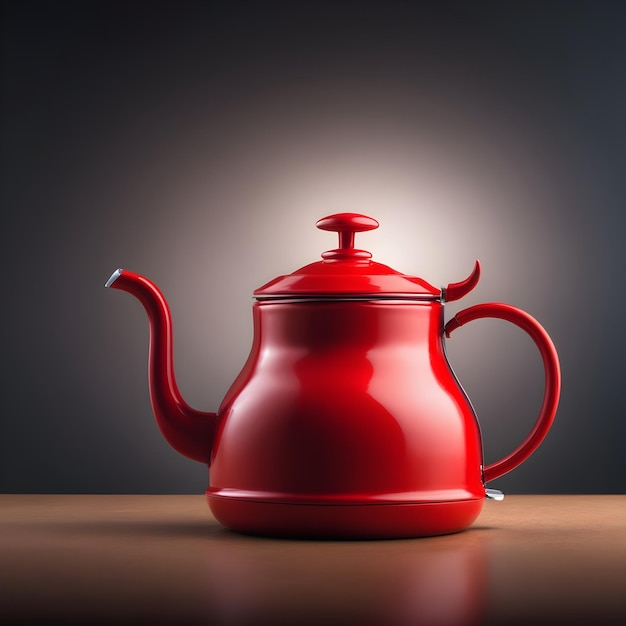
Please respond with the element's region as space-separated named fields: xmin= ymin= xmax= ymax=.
xmin=254 ymin=294 xmax=442 ymax=303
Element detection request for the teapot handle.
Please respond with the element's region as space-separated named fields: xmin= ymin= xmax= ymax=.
xmin=444 ymin=303 xmax=561 ymax=482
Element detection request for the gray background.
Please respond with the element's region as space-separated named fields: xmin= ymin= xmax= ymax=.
xmin=1 ymin=0 xmax=624 ymax=495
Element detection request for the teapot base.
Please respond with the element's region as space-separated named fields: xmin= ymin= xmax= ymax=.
xmin=206 ymin=493 xmax=484 ymax=539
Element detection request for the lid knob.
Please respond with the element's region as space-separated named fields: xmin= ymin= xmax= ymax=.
xmin=316 ymin=213 xmax=379 ymax=260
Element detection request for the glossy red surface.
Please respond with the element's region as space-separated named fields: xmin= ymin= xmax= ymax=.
xmin=445 ymin=303 xmax=561 ymax=482
xmin=208 ymin=497 xmax=484 ymax=539
xmin=105 ymin=213 xmax=561 ymax=538
xmin=106 ymin=269 xmax=218 ymax=464
xmin=255 ymin=212 xmax=484 ymax=300
xmin=255 ymin=212 xmax=443 ymax=298
xmin=316 ymin=212 xmax=378 ymax=260
xmin=444 ymin=259 xmax=482 ymax=302
xmin=205 ymin=300 xmax=487 ymax=537
xmin=209 ymin=301 xmax=484 ymax=504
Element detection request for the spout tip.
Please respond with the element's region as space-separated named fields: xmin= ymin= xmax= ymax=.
xmin=105 ymin=268 xmax=123 ymax=288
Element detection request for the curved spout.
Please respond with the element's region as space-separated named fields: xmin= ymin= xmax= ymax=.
xmin=105 ymin=269 xmax=218 ymax=464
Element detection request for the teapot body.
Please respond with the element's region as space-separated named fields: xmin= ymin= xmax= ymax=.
xmin=207 ymin=299 xmax=485 ymax=537
xmin=107 ymin=213 xmax=560 ymax=538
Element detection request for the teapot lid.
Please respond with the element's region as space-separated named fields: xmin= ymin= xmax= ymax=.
xmin=254 ymin=213 xmax=443 ymax=300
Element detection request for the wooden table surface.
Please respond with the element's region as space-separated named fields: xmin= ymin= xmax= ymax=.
xmin=1 ymin=495 xmax=624 ymax=625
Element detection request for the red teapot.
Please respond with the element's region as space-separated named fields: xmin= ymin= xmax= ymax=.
xmin=106 ymin=213 xmax=560 ymax=538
